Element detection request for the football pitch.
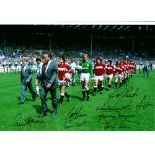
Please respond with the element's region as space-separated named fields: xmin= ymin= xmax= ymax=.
xmin=0 ymin=70 xmax=154 ymax=131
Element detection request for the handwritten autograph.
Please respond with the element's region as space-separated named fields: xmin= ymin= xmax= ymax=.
xmin=99 ymin=113 xmax=136 ymax=129
xmin=64 ymin=106 xmax=89 ymax=129
xmin=136 ymin=95 xmax=153 ymax=110
xmin=96 ymin=104 xmax=130 ymax=111
xmin=65 ymin=106 xmax=87 ymax=123
xmin=109 ymin=87 xmax=139 ymax=98
xmin=96 ymin=87 xmax=141 ymax=130
xmin=14 ymin=113 xmax=45 ymax=127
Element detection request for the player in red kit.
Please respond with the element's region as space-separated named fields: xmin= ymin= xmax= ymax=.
xmin=58 ymin=56 xmax=73 ymax=105
xmin=114 ymin=61 xmax=123 ymax=88
xmin=105 ymin=60 xmax=115 ymax=90
xmin=93 ymin=58 xmax=106 ymax=95
xmin=120 ymin=60 xmax=125 ymax=86
xmin=122 ymin=60 xmax=128 ymax=84
xmin=126 ymin=60 xmax=130 ymax=81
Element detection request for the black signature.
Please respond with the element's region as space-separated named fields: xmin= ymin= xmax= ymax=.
xmin=109 ymin=87 xmax=139 ymax=98
xmin=64 ymin=120 xmax=90 ymax=129
xmin=64 ymin=106 xmax=89 ymax=129
xmin=101 ymin=116 xmax=134 ymax=129
xmin=98 ymin=113 xmax=136 ymax=120
xmin=136 ymin=95 xmax=153 ymax=110
xmin=99 ymin=112 xmax=136 ymax=129
xmin=103 ymin=121 xmax=130 ymax=129
xmin=96 ymin=104 xmax=130 ymax=111
xmin=97 ymin=102 xmax=138 ymax=130
xmin=14 ymin=113 xmax=45 ymax=127
xmin=102 ymin=88 xmax=139 ymax=106
xmin=65 ymin=106 xmax=87 ymax=123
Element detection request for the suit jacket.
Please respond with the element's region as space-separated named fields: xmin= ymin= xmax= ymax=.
xmin=21 ymin=65 xmax=32 ymax=84
xmin=42 ymin=60 xmax=58 ymax=87
xmin=143 ymin=63 xmax=150 ymax=70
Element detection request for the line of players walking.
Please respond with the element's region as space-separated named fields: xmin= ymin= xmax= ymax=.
xmin=56 ymin=54 xmax=136 ymax=102
xmin=19 ymin=53 xmax=136 ymax=117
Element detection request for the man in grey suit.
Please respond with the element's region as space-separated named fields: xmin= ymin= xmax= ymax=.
xmin=40 ymin=52 xmax=58 ymax=117
xmin=20 ymin=59 xmax=36 ymax=104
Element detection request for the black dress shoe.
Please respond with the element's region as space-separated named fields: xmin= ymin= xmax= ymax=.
xmin=58 ymin=100 xmax=62 ymax=106
xmin=93 ymin=92 xmax=96 ymax=96
xmin=39 ymin=111 xmax=47 ymax=117
xmin=82 ymin=97 xmax=86 ymax=101
xmin=36 ymin=93 xmax=40 ymax=97
xmin=86 ymin=96 xmax=90 ymax=101
xmin=67 ymin=96 xmax=71 ymax=102
xmin=51 ymin=109 xmax=57 ymax=116
xmin=32 ymin=96 xmax=36 ymax=101
xmin=20 ymin=102 xmax=24 ymax=104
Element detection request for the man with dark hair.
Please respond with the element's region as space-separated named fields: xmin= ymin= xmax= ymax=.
xmin=20 ymin=59 xmax=36 ymax=104
xmin=114 ymin=60 xmax=123 ymax=88
xmin=105 ymin=59 xmax=114 ymax=90
xmin=40 ymin=52 xmax=58 ymax=117
xmin=58 ymin=56 xmax=73 ymax=105
xmin=93 ymin=58 xmax=106 ymax=95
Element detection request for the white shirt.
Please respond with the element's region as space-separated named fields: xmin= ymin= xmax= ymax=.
xmin=45 ymin=60 xmax=51 ymax=72
xmin=70 ymin=62 xmax=76 ymax=69
xmin=23 ymin=65 xmax=27 ymax=71
xmin=70 ymin=62 xmax=76 ymax=73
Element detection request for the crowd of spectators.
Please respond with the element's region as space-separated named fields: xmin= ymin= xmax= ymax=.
xmin=0 ymin=44 xmax=155 ymax=70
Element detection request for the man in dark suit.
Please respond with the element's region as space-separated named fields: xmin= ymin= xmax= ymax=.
xmin=20 ymin=59 xmax=36 ymax=104
xmin=143 ymin=60 xmax=150 ymax=77
xmin=40 ymin=52 xmax=58 ymax=117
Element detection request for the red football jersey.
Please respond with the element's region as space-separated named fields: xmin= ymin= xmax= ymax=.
xmin=94 ymin=63 xmax=106 ymax=76
xmin=119 ymin=64 xmax=125 ymax=72
xmin=115 ymin=65 xmax=122 ymax=75
xmin=106 ymin=65 xmax=114 ymax=75
xmin=123 ymin=63 xmax=127 ymax=72
xmin=126 ymin=63 xmax=130 ymax=71
xmin=129 ymin=64 xmax=133 ymax=70
xmin=58 ymin=63 xmax=72 ymax=80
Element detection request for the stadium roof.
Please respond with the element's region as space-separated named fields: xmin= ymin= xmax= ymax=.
xmin=32 ymin=25 xmax=155 ymax=37
xmin=0 ymin=25 xmax=154 ymax=37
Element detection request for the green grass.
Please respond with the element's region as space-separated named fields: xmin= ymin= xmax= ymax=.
xmin=0 ymin=70 xmax=155 ymax=131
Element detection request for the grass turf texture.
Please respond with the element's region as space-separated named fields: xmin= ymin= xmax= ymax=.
xmin=0 ymin=70 xmax=154 ymax=131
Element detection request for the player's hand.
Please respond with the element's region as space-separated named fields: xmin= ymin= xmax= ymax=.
xmin=46 ymin=83 xmax=51 ymax=89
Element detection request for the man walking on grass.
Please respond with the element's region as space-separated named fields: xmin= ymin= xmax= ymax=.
xmin=20 ymin=59 xmax=36 ymax=104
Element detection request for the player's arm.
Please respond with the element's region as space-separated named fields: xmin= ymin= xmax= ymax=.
xmin=113 ymin=65 xmax=115 ymax=74
xmin=89 ymin=61 xmax=93 ymax=77
xmin=67 ymin=65 xmax=73 ymax=76
xmin=104 ymin=65 xmax=107 ymax=74
xmin=48 ymin=71 xmax=57 ymax=86
xmin=103 ymin=64 xmax=106 ymax=73
xmin=93 ymin=64 xmax=95 ymax=75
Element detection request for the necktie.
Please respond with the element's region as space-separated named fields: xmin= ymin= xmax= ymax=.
xmin=45 ymin=64 xmax=48 ymax=72
xmin=45 ymin=64 xmax=47 ymax=69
